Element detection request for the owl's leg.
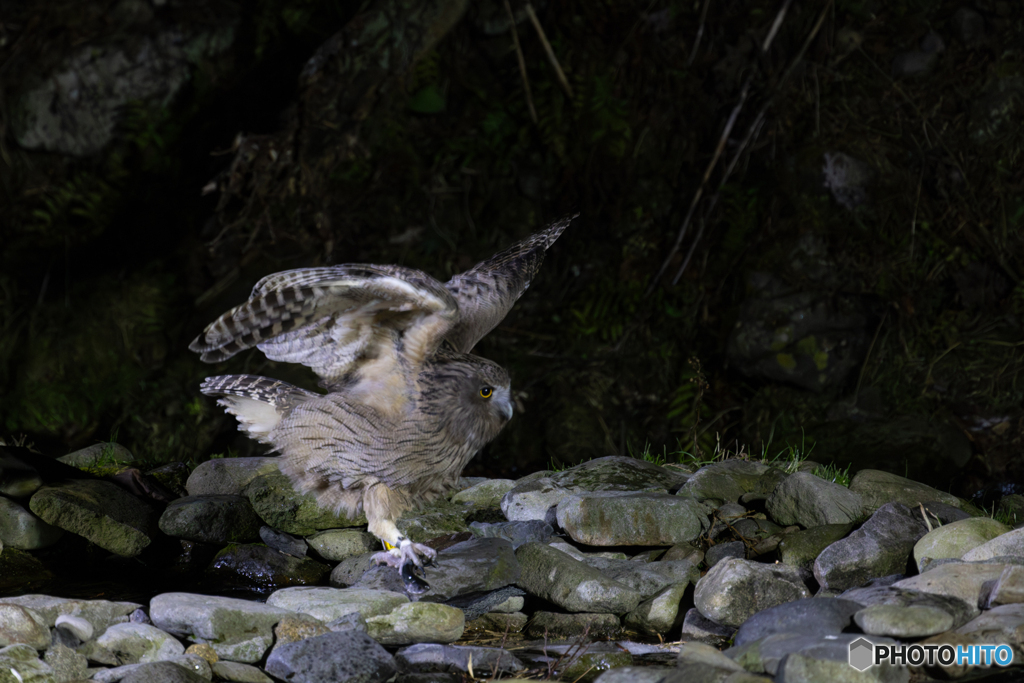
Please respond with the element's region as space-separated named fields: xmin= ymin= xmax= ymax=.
xmin=364 ymin=484 xmax=436 ymax=593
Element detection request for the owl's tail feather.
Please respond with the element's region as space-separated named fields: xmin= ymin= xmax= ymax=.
xmin=200 ymin=375 xmax=320 ymax=444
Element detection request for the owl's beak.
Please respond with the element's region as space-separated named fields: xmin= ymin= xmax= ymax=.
xmin=496 ymin=389 xmax=514 ymax=421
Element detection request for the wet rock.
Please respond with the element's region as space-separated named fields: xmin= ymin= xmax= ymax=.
xmin=680 ymin=460 xmax=772 ymax=504
xmin=58 ymin=443 xmax=135 ymax=469
xmin=854 ymin=603 xmax=954 ymax=638
xmin=244 ymin=471 xmax=364 ymax=535
xmin=515 ymin=542 xmax=642 ymax=614
xmin=732 ymin=597 xmax=862 ymax=647
xmin=814 ymin=503 xmax=930 ymax=591
xmin=676 ymin=641 xmax=748 ymax=680
xmin=266 ymin=587 xmax=407 ymax=622
xmin=778 ymin=523 xmax=854 ymax=569
xmin=445 ymin=586 xmax=526 ymax=621
xmin=548 ymin=542 xmax=628 ymax=563
xmin=417 ymin=537 xmax=521 ymax=602
xmin=465 ymin=612 xmax=528 ymax=633
xmin=851 ymin=470 xmax=964 ymax=514
xmin=892 ymin=562 xmax=1005 ymax=609
xmin=662 ymin=542 xmax=704 ymax=564
xmin=205 ymin=544 xmax=329 ymax=592
xmin=29 ymin=480 xmax=156 ymax=556
xmin=305 ymin=529 xmax=379 ymax=561
xmin=775 ymin=633 xmax=908 ymax=682
xmin=150 ymin=593 xmax=294 ymax=663
xmin=623 ymin=582 xmax=691 ymax=635
xmin=705 ymin=541 xmax=745 ymax=567
xmin=42 ymin=642 xmax=89 ymax=682
xmin=0 ymin=643 xmax=53 ymax=682
xmin=985 ymin=564 xmax=1024 ymax=607
xmin=679 ymin=608 xmax=736 ymax=647
xmin=81 ymin=622 xmax=185 ymax=665
xmin=962 ymin=527 xmax=1024 ymax=562
xmin=395 ymin=643 xmax=525 ymax=676
xmin=0 ymin=497 xmax=63 ymax=549
xmin=265 ymin=630 xmax=396 ymax=683
xmin=766 ymin=471 xmax=864 ymax=527
xmin=914 ymin=517 xmax=1010 ymax=570
xmin=0 ymin=595 xmax=140 ymax=633
xmin=365 ymin=602 xmax=464 ymax=645
xmin=157 ymin=495 xmax=262 ymax=544
xmin=557 ymin=491 xmax=709 ymax=546
xmin=0 ymin=604 xmax=49 ymax=649
xmin=450 ymin=479 xmax=515 ymax=507
xmin=694 ymin=557 xmax=812 ymax=627
xmin=468 ymin=520 xmax=553 ymax=547
xmin=525 ymin=612 xmax=620 ymax=639
xmin=586 ymin=559 xmax=700 ymax=601
xmin=93 ymin=654 xmax=212 ymax=683
xmin=211 ymin=660 xmax=272 ymax=683
xmin=55 ymin=613 xmax=94 ymax=643
xmin=185 ymin=457 xmax=280 ymax=497
xmin=396 ymin=498 xmax=472 ymax=541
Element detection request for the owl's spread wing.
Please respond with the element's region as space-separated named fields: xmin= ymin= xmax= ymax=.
xmin=189 ymin=264 xmax=457 ymax=388
xmin=443 ymin=214 xmax=575 ymax=353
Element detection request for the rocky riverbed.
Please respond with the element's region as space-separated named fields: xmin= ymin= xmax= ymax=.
xmin=3 ymin=447 xmax=1024 ymax=682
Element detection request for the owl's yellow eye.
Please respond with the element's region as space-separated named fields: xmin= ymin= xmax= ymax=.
xmin=479 ymin=387 xmax=493 ymax=399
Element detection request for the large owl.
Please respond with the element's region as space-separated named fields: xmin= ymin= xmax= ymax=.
xmin=190 ymin=216 xmax=573 ymax=591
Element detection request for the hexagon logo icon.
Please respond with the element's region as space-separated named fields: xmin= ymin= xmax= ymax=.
xmin=849 ymin=637 xmax=874 ymax=671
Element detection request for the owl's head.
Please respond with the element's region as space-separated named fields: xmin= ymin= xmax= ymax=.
xmin=423 ymin=353 xmax=513 ymax=445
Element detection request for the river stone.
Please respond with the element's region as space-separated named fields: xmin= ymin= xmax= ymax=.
xmin=778 ymin=523 xmax=854 ymax=569
xmin=466 ymin=612 xmax=528 ymax=633
xmin=43 ymin=642 xmax=89 ymax=682
xmin=854 ymin=603 xmax=953 ymax=638
xmin=732 ymin=597 xmax=862 ymax=647
xmin=418 ymin=537 xmax=521 ymax=601
xmin=913 ymin=517 xmax=1010 ymax=570
xmin=395 ymin=643 xmax=525 ymax=676
xmin=986 ymin=565 xmax=1024 ymax=607
xmin=0 ymin=604 xmax=49 ymax=650
xmin=956 ymin=603 xmax=1024 ymax=643
xmin=849 ymin=470 xmax=961 ymax=514
xmin=694 ymin=557 xmax=812 ymax=628
xmin=58 ymin=442 xmax=135 ymax=469
xmin=892 ymin=562 xmax=1006 ymax=609
xmin=962 ymin=527 xmax=1024 ymax=562
xmin=265 ymin=630 xmax=396 ymax=683
xmin=29 ymin=480 xmax=156 ymax=556
xmin=592 ymin=666 xmax=674 ymax=683
xmin=501 ymin=456 xmax=687 ymax=522
xmin=0 ymin=643 xmax=53 ymax=682
xmin=623 ymin=582 xmax=691 ymax=634
xmin=469 ymin=520 xmax=554 ymax=548
xmin=158 ymin=495 xmax=262 ymax=544
xmin=205 ymin=544 xmax=329 ymax=592
xmin=705 ymin=541 xmax=745 ymax=567
xmin=365 ymin=602 xmax=465 ymax=645
xmin=548 ymin=542 xmax=628 ymax=563
xmin=774 ymin=633 xmax=909 ymax=683
xmin=765 ymin=471 xmax=864 ymax=527
xmin=150 ymin=593 xmax=295 ymax=663
xmin=55 ymin=614 xmax=94 ymax=642
xmin=396 ymin=498 xmax=472 ymax=541
xmin=0 ymin=497 xmax=63 ymax=550
xmin=841 ymin=585 xmax=978 ymax=628
xmin=525 ymin=612 xmax=620 ymax=639
xmin=679 ymin=459 xmax=772 ymax=504
xmin=82 ymin=622 xmax=185 ymax=665
xmin=515 ymin=542 xmax=641 ymax=614
xmin=814 ymin=503 xmax=929 ymax=591
xmin=92 ymin=655 xmax=212 ymax=683
xmin=211 ymin=661 xmax=272 ymax=683
xmin=267 ymin=587 xmax=407 ymax=622
xmin=305 ymin=529 xmax=379 ymax=561
xmin=679 ymin=608 xmax=736 ymax=647
xmin=557 ymin=491 xmax=709 ymax=546
xmin=582 ymin=558 xmax=700 ymax=601
xmin=0 ymin=595 xmax=140 ymax=633
xmin=185 ymin=457 xmax=281 ymax=496
xmin=243 ymin=471 xmax=364 ymax=535
xmin=450 ymin=479 xmax=516 ymax=507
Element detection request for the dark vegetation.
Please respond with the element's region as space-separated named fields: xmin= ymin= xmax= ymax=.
xmin=1 ymin=0 xmax=1022 ymax=498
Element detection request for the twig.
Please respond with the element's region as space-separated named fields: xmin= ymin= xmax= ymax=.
xmin=525 ymin=2 xmax=574 ymax=98
xmin=687 ymin=0 xmax=713 ymax=66
xmin=505 ymin=0 xmax=537 ymax=123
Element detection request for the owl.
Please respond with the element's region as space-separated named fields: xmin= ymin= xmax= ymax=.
xmin=190 ymin=215 xmax=573 ymax=591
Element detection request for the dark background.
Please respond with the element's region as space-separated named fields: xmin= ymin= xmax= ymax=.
xmin=1 ymin=0 xmax=1021 ymax=499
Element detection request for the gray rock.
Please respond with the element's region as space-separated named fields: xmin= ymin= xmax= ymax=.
xmin=244 ymin=471 xmax=364 ymax=535
xmin=557 ymin=491 xmax=709 ymax=546
xmin=364 ymin=602 xmax=465 ymax=645
xmin=663 ymin=542 xmax=704 ymax=564
xmin=29 ymin=480 xmax=156 ymax=556
xmin=848 ymin=470 xmax=962 ymax=514
xmin=962 ymin=527 xmax=1024 ymax=562
xmin=892 ymin=562 xmax=1005 ymax=611
xmin=326 ymin=612 xmax=368 ymax=633
xmin=185 ymin=457 xmax=280 ymax=496
xmin=0 ymin=451 xmax=43 ymax=498
xmin=678 ymin=641 xmax=746 ymax=672
xmin=814 ymin=503 xmax=930 ymax=591
xmin=330 ymin=552 xmax=376 ymax=588
xmin=955 ymin=602 xmax=1024 ymax=642
xmin=548 ymin=541 xmax=628 ymax=563
xmin=81 ymin=622 xmax=185 ymax=665
xmin=515 ymin=542 xmax=641 ymax=614
xmin=0 ymin=643 xmax=53 ymax=683
xmin=395 ymin=497 xmax=472 ymax=541
xmin=766 ymin=471 xmax=864 ymax=527
xmin=733 ymin=598 xmax=862 ymax=647
xmin=680 ymin=460 xmax=772 ymax=504
xmin=589 ymin=559 xmax=700 ymax=601
xmin=695 ymin=557 xmax=812 ymax=627
xmin=93 ymin=655 xmax=212 ymax=683
xmin=42 ymin=642 xmax=89 ymax=682
xmin=58 ymin=443 xmax=135 ymax=469
xmin=205 ymin=543 xmax=329 ymax=592
xmin=775 ymin=633 xmax=908 ymax=682
xmin=417 ymin=537 xmax=521 ymax=602
xmin=259 ymin=526 xmax=307 ymax=557
xmin=157 ymin=495 xmax=262 ymax=544
xmin=305 ymin=529 xmax=379 ymax=561
xmin=395 ymin=643 xmax=524 ymax=675
xmin=0 ymin=497 xmax=63 ymax=549
xmin=525 ymin=612 xmax=620 ymax=639
xmin=854 ymin=603 xmax=953 ymax=638
xmin=680 ymin=608 xmax=735 ymax=648
xmin=624 ymin=582 xmax=691 ymax=635
xmin=985 ymin=564 xmax=1024 ymax=607
xmin=264 ymin=630 xmax=396 ymax=683
xmin=55 ymin=613 xmax=94 ymax=642
xmin=210 ymin=661 xmax=273 ymax=683
xmin=840 ymin=585 xmax=977 ymax=628
xmin=706 ymin=541 xmax=746 ymax=567
xmin=0 ymin=604 xmax=50 ymax=649
xmin=466 ymin=612 xmax=528 ymax=633
xmin=266 ymin=587 xmax=408 ymax=622
xmin=593 ymin=666 xmax=675 ymax=683
xmin=468 ymin=520 xmax=553 ymax=548
xmin=778 ymin=523 xmax=855 ymax=569
xmin=0 ymin=595 xmax=140 ymax=632
xmin=450 ymin=479 xmax=516 ymax=507
xmin=914 ymin=517 xmax=1010 ymax=570
xmin=150 ymin=592 xmax=294 ymax=663
xmin=445 ymin=586 xmax=526 ymax=621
